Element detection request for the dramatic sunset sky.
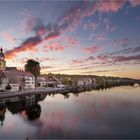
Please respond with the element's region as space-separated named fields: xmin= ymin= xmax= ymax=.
xmin=0 ymin=0 xmax=140 ymax=79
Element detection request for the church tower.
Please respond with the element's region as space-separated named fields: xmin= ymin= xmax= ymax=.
xmin=0 ymin=47 xmax=6 ymax=71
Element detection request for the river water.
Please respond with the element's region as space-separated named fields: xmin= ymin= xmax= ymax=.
xmin=0 ymin=86 xmax=140 ymax=139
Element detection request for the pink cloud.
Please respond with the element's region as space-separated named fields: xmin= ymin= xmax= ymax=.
xmin=95 ymin=33 xmax=106 ymax=41
xmin=5 ymin=36 xmax=41 ymax=59
xmin=82 ymin=46 xmax=101 ymax=54
xmin=98 ymin=0 xmax=126 ymax=13
xmin=71 ymin=59 xmax=84 ymax=64
xmin=20 ymin=9 xmax=35 ymax=33
xmin=83 ymin=22 xmax=98 ymax=31
xmin=113 ymin=38 xmax=129 ymax=47
xmin=97 ymin=53 xmax=140 ymax=65
xmin=67 ymin=36 xmax=79 ymax=46
xmin=97 ymin=54 xmax=109 ymax=64
xmin=112 ymin=54 xmax=140 ymax=63
xmin=44 ymin=41 xmax=64 ymax=52
xmin=1 ymin=30 xmax=16 ymax=44
xmin=62 ymin=0 xmax=125 ymax=31
xmin=85 ymin=56 xmax=95 ymax=61
xmin=129 ymin=0 xmax=140 ymax=6
xmin=45 ymin=45 xmax=64 ymax=52
xmin=45 ymin=32 xmax=60 ymax=41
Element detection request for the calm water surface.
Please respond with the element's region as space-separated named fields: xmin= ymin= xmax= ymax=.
xmin=0 ymin=86 xmax=140 ymax=139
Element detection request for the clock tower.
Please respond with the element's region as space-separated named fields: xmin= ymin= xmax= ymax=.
xmin=0 ymin=47 xmax=6 ymax=71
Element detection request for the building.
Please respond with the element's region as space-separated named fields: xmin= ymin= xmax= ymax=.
xmin=7 ymin=70 xmax=35 ymax=91
xmin=0 ymin=71 xmax=8 ymax=90
xmin=0 ymin=47 xmax=6 ymax=71
xmin=37 ymin=76 xmax=47 ymax=87
xmin=77 ymin=78 xmax=84 ymax=86
xmin=6 ymin=67 xmax=17 ymax=71
xmin=4 ymin=71 xmax=19 ymax=91
xmin=46 ymin=77 xmax=58 ymax=87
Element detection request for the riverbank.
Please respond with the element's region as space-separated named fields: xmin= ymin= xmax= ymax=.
xmin=0 ymin=82 xmax=139 ymax=103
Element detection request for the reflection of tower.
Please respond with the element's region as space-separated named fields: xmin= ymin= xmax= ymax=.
xmin=0 ymin=104 xmax=6 ymax=126
xmin=0 ymin=47 xmax=6 ymax=71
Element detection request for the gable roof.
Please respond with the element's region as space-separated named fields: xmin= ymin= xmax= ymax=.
xmin=6 ymin=70 xmax=34 ymax=77
xmin=4 ymin=71 xmax=19 ymax=84
xmin=0 ymin=71 xmax=7 ymax=79
xmin=6 ymin=67 xmax=17 ymax=71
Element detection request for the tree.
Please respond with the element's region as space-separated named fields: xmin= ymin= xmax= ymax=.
xmin=25 ymin=59 xmax=41 ymax=86
xmin=5 ymin=84 xmax=12 ymax=90
xmin=62 ymin=78 xmax=73 ymax=86
xmin=47 ymin=73 xmax=54 ymax=78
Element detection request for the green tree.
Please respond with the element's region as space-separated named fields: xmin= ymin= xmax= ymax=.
xmin=62 ymin=79 xmax=73 ymax=86
xmin=47 ymin=73 xmax=53 ymax=78
xmin=25 ymin=59 xmax=41 ymax=86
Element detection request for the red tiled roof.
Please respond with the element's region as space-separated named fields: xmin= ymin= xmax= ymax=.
xmin=4 ymin=71 xmax=19 ymax=84
xmin=7 ymin=70 xmax=34 ymax=77
xmin=0 ymin=70 xmax=7 ymax=78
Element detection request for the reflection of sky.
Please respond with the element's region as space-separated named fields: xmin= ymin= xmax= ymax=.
xmin=0 ymin=1 xmax=140 ymax=78
xmin=0 ymin=86 xmax=140 ymax=138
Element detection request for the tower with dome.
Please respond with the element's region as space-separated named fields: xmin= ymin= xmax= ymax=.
xmin=0 ymin=47 xmax=6 ymax=71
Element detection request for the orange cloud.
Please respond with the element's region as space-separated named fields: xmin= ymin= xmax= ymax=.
xmin=44 ymin=32 xmax=60 ymax=41
xmin=5 ymin=36 xmax=41 ymax=59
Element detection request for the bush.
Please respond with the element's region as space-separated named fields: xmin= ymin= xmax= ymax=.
xmin=5 ymin=84 xmax=12 ymax=91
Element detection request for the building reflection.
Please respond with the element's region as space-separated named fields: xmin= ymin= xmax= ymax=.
xmin=25 ymin=104 xmax=41 ymax=121
xmin=3 ymin=94 xmax=46 ymax=121
xmin=0 ymin=91 xmax=80 ymax=124
xmin=0 ymin=103 xmax=6 ymax=126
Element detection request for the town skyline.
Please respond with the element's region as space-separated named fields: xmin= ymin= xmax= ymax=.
xmin=0 ymin=1 xmax=140 ymax=79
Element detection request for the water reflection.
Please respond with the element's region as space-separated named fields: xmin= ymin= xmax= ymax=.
xmin=0 ymin=104 xmax=6 ymax=126
xmin=0 ymin=86 xmax=140 ymax=139
xmin=25 ymin=104 xmax=41 ymax=121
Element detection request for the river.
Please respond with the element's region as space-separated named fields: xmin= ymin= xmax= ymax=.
xmin=0 ymin=86 xmax=140 ymax=139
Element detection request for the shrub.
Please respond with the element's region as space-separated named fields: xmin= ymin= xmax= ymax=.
xmin=5 ymin=84 xmax=12 ymax=90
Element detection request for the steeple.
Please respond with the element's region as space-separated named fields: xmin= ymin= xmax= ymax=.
xmin=0 ymin=47 xmax=3 ymax=53
xmin=0 ymin=46 xmax=6 ymax=71
xmin=0 ymin=46 xmax=4 ymax=58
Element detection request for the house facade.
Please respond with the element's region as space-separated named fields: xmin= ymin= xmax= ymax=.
xmin=0 ymin=47 xmax=35 ymax=92
xmin=5 ymin=70 xmax=35 ymax=91
xmin=37 ymin=76 xmax=47 ymax=87
xmin=4 ymin=71 xmax=19 ymax=91
xmin=0 ymin=71 xmax=8 ymax=90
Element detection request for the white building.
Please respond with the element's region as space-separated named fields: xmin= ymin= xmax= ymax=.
xmin=4 ymin=71 xmax=19 ymax=91
xmin=37 ymin=76 xmax=47 ymax=87
xmin=77 ymin=77 xmax=96 ymax=86
xmin=5 ymin=70 xmax=35 ymax=91
xmin=77 ymin=79 xmax=84 ymax=86
xmin=0 ymin=71 xmax=8 ymax=90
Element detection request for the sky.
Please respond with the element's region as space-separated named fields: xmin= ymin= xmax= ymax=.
xmin=0 ymin=0 xmax=140 ymax=79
